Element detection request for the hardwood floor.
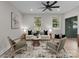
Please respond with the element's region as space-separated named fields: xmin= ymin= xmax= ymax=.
xmin=64 ymin=38 xmax=79 ymax=58
xmin=1 ymin=38 xmax=79 ymax=58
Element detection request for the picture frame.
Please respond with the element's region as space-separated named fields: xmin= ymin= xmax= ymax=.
xmin=34 ymin=17 xmax=41 ymax=31
xmin=11 ymin=12 xmax=19 ymax=29
xmin=52 ymin=17 xmax=59 ymax=28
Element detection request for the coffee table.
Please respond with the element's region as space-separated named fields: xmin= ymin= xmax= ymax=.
xmin=26 ymin=36 xmax=50 ymax=47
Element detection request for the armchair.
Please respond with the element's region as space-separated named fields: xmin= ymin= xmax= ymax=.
xmin=46 ymin=37 xmax=66 ymax=54
xmin=8 ymin=34 xmax=27 ymax=57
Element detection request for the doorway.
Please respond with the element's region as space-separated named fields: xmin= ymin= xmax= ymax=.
xmin=65 ymin=16 xmax=77 ymax=38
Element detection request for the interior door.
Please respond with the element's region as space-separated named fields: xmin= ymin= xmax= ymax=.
xmin=65 ymin=16 xmax=77 ymax=38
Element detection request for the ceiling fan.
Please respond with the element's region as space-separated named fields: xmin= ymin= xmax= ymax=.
xmin=41 ymin=1 xmax=60 ymax=12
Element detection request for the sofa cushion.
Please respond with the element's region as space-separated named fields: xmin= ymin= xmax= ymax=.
xmin=14 ymin=40 xmax=26 ymax=50
xmin=47 ymin=42 xmax=57 ymax=50
xmin=41 ymin=35 xmax=50 ymax=40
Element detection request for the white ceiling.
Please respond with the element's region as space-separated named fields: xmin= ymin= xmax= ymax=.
xmin=10 ymin=1 xmax=79 ymax=14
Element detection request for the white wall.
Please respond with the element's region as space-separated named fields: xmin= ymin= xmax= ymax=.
xmin=61 ymin=14 xmax=65 ymax=34
xmin=0 ymin=2 xmax=23 ymax=55
xmin=0 ymin=1 xmax=65 ymax=55
xmin=23 ymin=13 xmax=65 ymax=34
xmin=64 ymin=6 xmax=79 ymax=34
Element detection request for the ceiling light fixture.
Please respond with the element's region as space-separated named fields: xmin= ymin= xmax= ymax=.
xmin=30 ymin=9 xmax=33 ymax=11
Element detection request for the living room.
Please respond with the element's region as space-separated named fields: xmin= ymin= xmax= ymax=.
xmin=0 ymin=0 xmax=79 ymax=58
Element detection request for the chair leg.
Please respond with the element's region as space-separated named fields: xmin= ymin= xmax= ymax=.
xmin=11 ymin=56 xmax=14 ymax=58
xmin=25 ymin=44 xmax=27 ymax=50
xmin=63 ymin=48 xmax=66 ymax=53
xmin=10 ymin=51 xmax=15 ymax=58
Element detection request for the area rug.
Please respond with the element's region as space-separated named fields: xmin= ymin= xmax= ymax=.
xmin=0 ymin=41 xmax=72 ymax=58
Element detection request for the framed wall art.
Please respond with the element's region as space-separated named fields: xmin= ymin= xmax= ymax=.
xmin=11 ymin=12 xmax=19 ymax=29
xmin=52 ymin=17 xmax=59 ymax=28
xmin=34 ymin=17 xmax=41 ymax=31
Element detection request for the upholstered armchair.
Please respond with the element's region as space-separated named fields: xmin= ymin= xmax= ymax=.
xmin=46 ymin=37 xmax=66 ymax=54
xmin=8 ymin=34 xmax=27 ymax=57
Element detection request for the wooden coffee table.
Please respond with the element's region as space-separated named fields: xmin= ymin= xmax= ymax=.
xmin=26 ymin=37 xmax=50 ymax=47
xmin=32 ymin=40 xmax=40 ymax=46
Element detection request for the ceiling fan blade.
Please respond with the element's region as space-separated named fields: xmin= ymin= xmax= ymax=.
xmin=48 ymin=8 xmax=52 ymax=11
xmin=51 ymin=6 xmax=60 ymax=8
xmin=38 ymin=7 xmax=45 ymax=9
xmin=42 ymin=8 xmax=47 ymax=12
xmin=46 ymin=1 xmax=50 ymax=5
xmin=50 ymin=1 xmax=57 ymax=6
xmin=41 ymin=2 xmax=46 ymax=6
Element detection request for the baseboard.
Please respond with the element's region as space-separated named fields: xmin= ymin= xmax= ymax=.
xmin=0 ymin=47 xmax=11 ymax=57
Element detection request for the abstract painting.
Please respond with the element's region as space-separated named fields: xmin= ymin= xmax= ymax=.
xmin=11 ymin=12 xmax=19 ymax=29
